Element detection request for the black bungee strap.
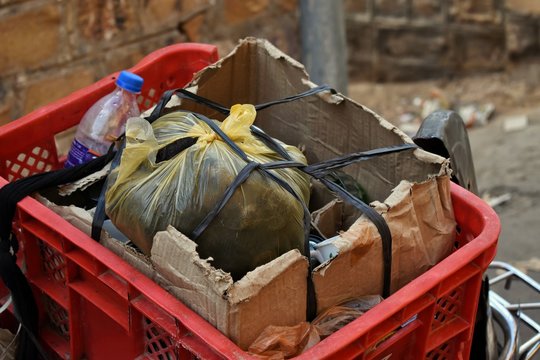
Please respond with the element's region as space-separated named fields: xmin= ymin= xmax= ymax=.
xmin=0 ymin=83 xmax=417 ymax=349
xmin=144 ymin=86 xmax=418 ymax=309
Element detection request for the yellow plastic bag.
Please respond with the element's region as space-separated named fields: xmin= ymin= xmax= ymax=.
xmin=105 ymin=105 xmax=310 ymax=279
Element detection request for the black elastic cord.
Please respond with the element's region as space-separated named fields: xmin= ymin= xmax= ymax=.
xmin=191 ymin=161 xmax=260 ymax=240
xmin=250 ymin=125 xmax=292 ymax=161
xmin=254 ymin=85 xmax=335 ymax=111
xmin=305 ymin=144 xmax=418 ymax=177
xmin=0 ymin=152 xmax=115 ymax=241
xmin=146 ymin=88 xmax=230 ymax=124
xmin=91 ymin=142 xmax=125 ymax=241
xmin=175 ymin=89 xmax=230 ymax=115
xmin=0 ymin=250 xmax=46 ymax=360
xmin=258 ymin=165 xmax=315 ymax=320
xmin=322 ymin=178 xmax=393 ymax=297
xmin=164 ymin=85 xmax=335 ymax=116
xmin=146 ymin=89 xmax=176 ymax=123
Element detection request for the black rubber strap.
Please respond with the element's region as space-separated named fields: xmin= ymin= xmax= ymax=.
xmin=0 ymin=250 xmax=48 ymax=360
xmin=250 ymin=125 xmax=292 ymax=161
xmin=149 ymin=85 xmax=335 ymax=121
xmin=175 ymin=89 xmax=230 ymax=115
xmin=321 ymin=178 xmax=393 ymax=297
xmin=305 ymin=144 xmax=417 ymax=178
xmin=189 ymin=112 xmax=250 ymax=163
xmin=254 ymin=85 xmax=335 ymax=111
xmin=91 ymin=142 xmax=125 ymax=241
xmin=257 ymin=163 xmax=315 ymax=320
xmin=0 ymin=151 xmax=115 ymax=243
xmin=191 ymin=161 xmax=260 ymax=240
xmin=145 ymin=88 xmax=229 ymax=124
xmin=146 ymin=89 xmax=176 ymax=123
xmin=145 ymin=85 xmax=334 ymax=162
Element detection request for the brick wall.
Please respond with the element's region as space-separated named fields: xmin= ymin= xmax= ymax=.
xmin=0 ymin=0 xmax=299 ymax=124
xmin=0 ymin=0 xmax=192 ymax=125
xmin=0 ymin=0 xmax=538 ymax=124
xmin=345 ymin=0 xmax=508 ymax=81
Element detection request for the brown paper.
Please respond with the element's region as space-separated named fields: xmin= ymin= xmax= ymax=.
xmin=312 ymin=176 xmax=455 ymax=312
xmin=0 ymin=328 xmax=17 ymax=360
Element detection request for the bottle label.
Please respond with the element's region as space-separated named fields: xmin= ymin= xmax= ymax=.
xmin=65 ymin=139 xmax=101 ymax=168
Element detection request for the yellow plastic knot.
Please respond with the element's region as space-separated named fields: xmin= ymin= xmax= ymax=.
xmin=198 ymin=132 xmax=218 ymax=144
xmin=221 ymin=104 xmax=257 ymax=141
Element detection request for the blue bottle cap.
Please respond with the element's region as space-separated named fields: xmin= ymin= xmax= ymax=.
xmin=115 ymin=71 xmax=144 ymax=93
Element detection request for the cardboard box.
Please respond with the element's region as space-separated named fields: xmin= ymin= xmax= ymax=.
xmin=170 ymin=37 xmax=455 ymax=313
xmin=42 ymin=38 xmax=455 ymax=349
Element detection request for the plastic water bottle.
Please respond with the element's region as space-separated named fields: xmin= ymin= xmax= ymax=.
xmin=65 ymin=71 xmax=143 ymax=168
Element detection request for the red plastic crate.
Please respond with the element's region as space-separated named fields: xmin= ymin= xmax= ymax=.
xmin=0 ymin=43 xmax=500 ymax=360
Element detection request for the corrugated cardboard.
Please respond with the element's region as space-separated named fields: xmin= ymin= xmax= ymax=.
xmin=169 ymin=37 xmax=455 ymax=312
xmin=41 ymin=38 xmax=456 ymax=350
xmin=151 ymin=227 xmax=308 ymax=349
xmin=178 ymin=38 xmax=444 ymax=203
xmin=36 ymin=196 xmax=308 ymax=349
xmin=311 ymin=176 xmax=455 ymax=312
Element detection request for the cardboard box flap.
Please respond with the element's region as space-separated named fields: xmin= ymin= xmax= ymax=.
xmin=228 ymin=249 xmax=306 ymax=303
xmin=152 ymin=226 xmax=233 ymax=298
xmin=151 ymin=226 xmax=308 ymax=349
xmin=177 ymin=38 xmax=448 ymax=203
xmin=226 ymin=249 xmax=308 ymax=349
xmin=313 ymin=176 xmax=456 ymax=312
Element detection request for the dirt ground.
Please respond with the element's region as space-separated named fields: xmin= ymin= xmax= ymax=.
xmin=348 ymin=61 xmax=540 ymax=277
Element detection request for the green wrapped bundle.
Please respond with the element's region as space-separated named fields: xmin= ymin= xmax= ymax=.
xmin=106 ymin=105 xmax=310 ymax=279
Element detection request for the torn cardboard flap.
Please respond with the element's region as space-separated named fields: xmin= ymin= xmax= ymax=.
xmin=152 ymin=227 xmax=233 ymax=297
xmin=180 ymin=37 xmax=447 ymax=203
xmin=39 ymin=198 xmax=309 ymax=350
xmin=312 ymin=176 xmax=456 ymax=312
xmin=151 ymin=226 xmax=308 ymax=350
xmin=58 ymin=162 xmax=111 ymax=196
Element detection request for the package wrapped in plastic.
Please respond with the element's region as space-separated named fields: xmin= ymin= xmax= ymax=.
xmin=248 ymin=322 xmax=320 ymax=359
xmin=247 ymin=295 xmax=383 ymax=359
xmin=105 ymin=104 xmax=310 ymax=279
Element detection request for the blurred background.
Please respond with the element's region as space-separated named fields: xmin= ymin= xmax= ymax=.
xmin=0 ymin=0 xmax=538 ymax=279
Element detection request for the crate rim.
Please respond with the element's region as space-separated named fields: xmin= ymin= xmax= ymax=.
xmin=0 ymin=175 xmax=500 ymax=359
xmin=0 ymin=41 xmax=501 ymax=359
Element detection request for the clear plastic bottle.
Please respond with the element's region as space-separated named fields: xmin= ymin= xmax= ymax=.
xmin=65 ymin=71 xmax=143 ymax=168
